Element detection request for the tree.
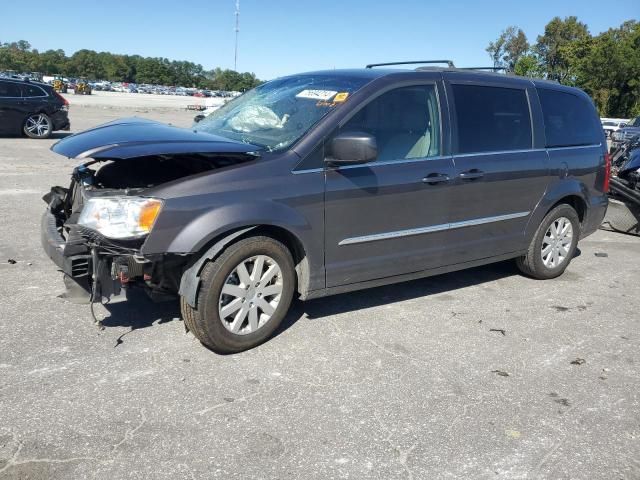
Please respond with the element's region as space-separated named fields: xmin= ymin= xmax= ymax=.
xmin=513 ymin=54 xmax=544 ymax=78
xmin=568 ymin=20 xmax=640 ymax=116
xmin=486 ymin=26 xmax=529 ymax=71
xmin=0 ymin=40 xmax=262 ymax=89
xmin=534 ymin=16 xmax=590 ymax=82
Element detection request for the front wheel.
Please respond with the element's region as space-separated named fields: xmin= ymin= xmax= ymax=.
xmin=181 ymin=236 xmax=296 ymax=353
xmin=516 ymin=204 xmax=580 ymax=279
xmin=23 ymin=113 xmax=52 ymax=139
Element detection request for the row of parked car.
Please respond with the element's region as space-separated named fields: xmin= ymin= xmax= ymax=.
xmin=0 ymin=72 xmax=240 ymax=98
xmin=85 ymin=81 xmax=238 ymax=98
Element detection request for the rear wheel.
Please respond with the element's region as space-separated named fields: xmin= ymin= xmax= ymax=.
xmin=181 ymin=236 xmax=296 ymax=353
xmin=516 ymin=204 xmax=580 ymax=279
xmin=23 ymin=113 xmax=52 ymax=139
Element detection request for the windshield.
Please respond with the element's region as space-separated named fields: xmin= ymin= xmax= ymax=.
xmin=193 ymin=74 xmax=371 ymax=151
xmin=602 ymin=121 xmax=617 ymax=126
xmin=631 ymin=117 xmax=640 ymax=127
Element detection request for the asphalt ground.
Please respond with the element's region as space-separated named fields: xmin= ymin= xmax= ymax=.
xmin=0 ymin=101 xmax=639 ymax=479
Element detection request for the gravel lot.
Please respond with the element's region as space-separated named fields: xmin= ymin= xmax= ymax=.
xmin=0 ymin=99 xmax=639 ymax=480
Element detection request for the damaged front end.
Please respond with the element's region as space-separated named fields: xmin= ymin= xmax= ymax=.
xmin=41 ymin=117 xmax=260 ymax=306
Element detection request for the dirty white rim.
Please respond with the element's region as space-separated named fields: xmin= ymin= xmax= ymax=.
xmin=218 ymin=255 xmax=283 ymax=335
xmin=541 ymin=216 xmax=573 ymax=268
xmin=25 ymin=114 xmax=50 ymax=137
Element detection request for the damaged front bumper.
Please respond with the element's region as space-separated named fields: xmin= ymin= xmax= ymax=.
xmin=41 ymin=185 xmax=185 ymax=303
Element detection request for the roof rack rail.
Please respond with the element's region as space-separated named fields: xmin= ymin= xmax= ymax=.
xmin=366 ymin=60 xmax=455 ymax=69
xmin=457 ymin=67 xmax=508 ymax=72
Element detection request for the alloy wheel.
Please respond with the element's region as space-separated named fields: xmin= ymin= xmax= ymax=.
xmin=25 ymin=114 xmax=51 ymax=138
xmin=218 ymin=255 xmax=283 ymax=335
xmin=541 ymin=216 xmax=573 ymax=268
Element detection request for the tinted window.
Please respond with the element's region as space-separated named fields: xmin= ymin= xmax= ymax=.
xmin=538 ymin=88 xmax=601 ymax=147
xmin=23 ymin=84 xmax=47 ymax=97
xmin=452 ymin=84 xmax=532 ymax=154
xmin=340 ymin=85 xmax=441 ymax=162
xmin=0 ymin=81 xmax=22 ymax=97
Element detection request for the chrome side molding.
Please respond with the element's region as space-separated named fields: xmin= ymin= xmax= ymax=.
xmin=339 ymin=211 xmax=530 ymax=246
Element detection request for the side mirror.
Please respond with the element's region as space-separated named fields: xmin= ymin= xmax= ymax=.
xmin=327 ymin=131 xmax=377 ymax=165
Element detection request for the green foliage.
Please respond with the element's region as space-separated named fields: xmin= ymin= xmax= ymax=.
xmin=535 ymin=16 xmax=590 ymax=82
xmin=0 ymin=41 xmax=262 ymax=91
xmin=487 ymin=18 xmax=639 ymax=118
xmin=486 ymin=26 xmax=529 ymax=71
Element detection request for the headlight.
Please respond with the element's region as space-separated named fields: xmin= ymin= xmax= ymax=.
xmin=78 ymin=196 xmax=163 ymax=239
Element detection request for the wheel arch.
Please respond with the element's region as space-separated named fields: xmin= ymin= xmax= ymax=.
xmin=524 ymin=179 xmax=589 ymax=247
xmin=178 ymin=223 xmax=311 ymax=309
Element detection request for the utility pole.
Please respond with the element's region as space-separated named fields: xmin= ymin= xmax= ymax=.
xmin=234 ymin=0 xmax=240 ymax=71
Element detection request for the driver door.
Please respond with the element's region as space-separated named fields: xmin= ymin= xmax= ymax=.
xmin=324 ymin=81 xmax=455 ymax=287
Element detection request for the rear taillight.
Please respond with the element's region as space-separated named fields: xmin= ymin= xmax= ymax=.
xmin=54 ymin=91 xmax=69 ymax=110
xmin=603 ymin=153 xmax=611 ymax=193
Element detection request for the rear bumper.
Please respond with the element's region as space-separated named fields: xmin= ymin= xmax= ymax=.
xmin=51 ymin=110 xmax=70 ymax=131
xmin=581 ymin=194 xmax=608 ymax=238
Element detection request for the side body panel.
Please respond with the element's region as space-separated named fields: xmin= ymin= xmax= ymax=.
xmin=322 ymin=75 xmax=457 ymax=287
xmin=0 ymin=81 xmax=25 ymax=134
xmin=143 ymin=151 xmax=327 ymax=293
xmin=443 ymin=75 xmax=551 ymax=259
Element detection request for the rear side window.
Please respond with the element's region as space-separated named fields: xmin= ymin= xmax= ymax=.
xmin=538 ymin=88 xmax=601 ymax=148
xmin=452 ymin=84 xmax=532 ymax=154
xmin=0 ymin=81 xmax=22 ymax=97
xmin=23 ymin=84 xmax=47 ymax=97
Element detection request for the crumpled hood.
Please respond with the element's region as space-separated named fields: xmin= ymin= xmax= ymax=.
xmin=51 ymin=117 xmax=261 ymax=159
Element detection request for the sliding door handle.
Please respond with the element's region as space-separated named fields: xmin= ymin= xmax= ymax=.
xmin=459 ymin=169 xmax=484 ymax=180
xmin=422 ymin=173 xmax=450 ymax=184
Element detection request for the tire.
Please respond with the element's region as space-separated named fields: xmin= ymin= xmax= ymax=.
xmin=23 ymin=113 xmax=52 ymax=139
xmin=516 ymin=204 xmax=580 ymax=280
xmin=181 ymin=236 xmax=296 ymax=353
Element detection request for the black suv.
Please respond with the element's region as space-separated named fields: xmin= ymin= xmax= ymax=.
xmin=0 ymin=78 xmax=70 ymax=138
xmin=41 ymin=62 xmax=609 ymax=353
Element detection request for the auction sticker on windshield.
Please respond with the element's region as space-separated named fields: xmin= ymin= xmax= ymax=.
xmin=296 ymin=89 xmax=338 ymax=100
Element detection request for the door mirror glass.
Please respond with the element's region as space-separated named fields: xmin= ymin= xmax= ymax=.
xmin=327 ymin=131 xmax=377 ymax=165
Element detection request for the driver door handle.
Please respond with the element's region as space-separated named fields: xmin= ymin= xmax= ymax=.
xmin=422 ymin=173 xmax=450 ymax=184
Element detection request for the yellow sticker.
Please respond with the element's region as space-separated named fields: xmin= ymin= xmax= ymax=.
xmin=333 ymin=92 xmax=349 ymax=103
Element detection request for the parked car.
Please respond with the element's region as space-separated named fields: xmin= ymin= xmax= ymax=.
xmin=41 ymin=63 xmax=608 ymax=353
xmin=601 ymin=119 xmax=628 ymax=138
xmin=0 ymin=78 xmax=70 ymax=139
xmin=612 ymin=116 xmax=640 ymax=150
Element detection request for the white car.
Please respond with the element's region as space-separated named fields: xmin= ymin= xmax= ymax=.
xmin=601 ymin=118 xmax=628 ymax=138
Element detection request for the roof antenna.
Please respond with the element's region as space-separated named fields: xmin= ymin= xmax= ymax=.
xmin=234 ymin=0 xmax=240 ymax=71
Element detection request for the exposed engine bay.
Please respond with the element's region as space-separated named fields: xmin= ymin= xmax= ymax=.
xmin=43 ymin=152 xmax=254 ymax=310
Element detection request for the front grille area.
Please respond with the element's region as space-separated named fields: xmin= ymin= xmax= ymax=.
xmin=70 ymin=256 xmax=91 ymax=277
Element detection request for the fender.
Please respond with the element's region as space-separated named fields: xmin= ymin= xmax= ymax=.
xmin=144 ymin=199 xmax=313 ymax=254
xmin=178 ymin=226 xmax=257 ymax=308
xmin=522 ymin=178 xmax=589 ymax=246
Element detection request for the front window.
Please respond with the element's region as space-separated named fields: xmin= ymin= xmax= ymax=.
xmin=194 ymin=74 xmax=371 ymax=151
xmin=631 ymin=117 xmax=640 ymax=127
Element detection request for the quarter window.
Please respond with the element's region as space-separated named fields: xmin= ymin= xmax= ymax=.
xmin=23 ymin=84 xmax=46 ymax=97
xmin=340 ymin=85 xmax=441 ymax=162
xmin=538 ymin=88 xmax=601 ymax=148
xmin=452 ymin=84 xmax=532 ymax=154
xmin=0 ymin=81 xmax=21 ymax=97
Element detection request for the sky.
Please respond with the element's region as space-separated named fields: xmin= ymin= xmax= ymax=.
xmin=1 ymin=0 xmax=638 ymax=80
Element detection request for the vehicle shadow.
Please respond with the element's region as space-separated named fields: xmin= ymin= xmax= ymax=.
xmin=276 ymin=259 xmax=521 ymax=334
xmin=95 ymin=255 xmax=575 ymax=349
xmin=99 ymin=287 xmax=180 ymax=331
xmin=49 ymin=132 xmax=74 ymax=139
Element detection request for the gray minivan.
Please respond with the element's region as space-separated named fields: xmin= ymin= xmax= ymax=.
xmin=42 ymin=62 xmax=609 ymax=352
